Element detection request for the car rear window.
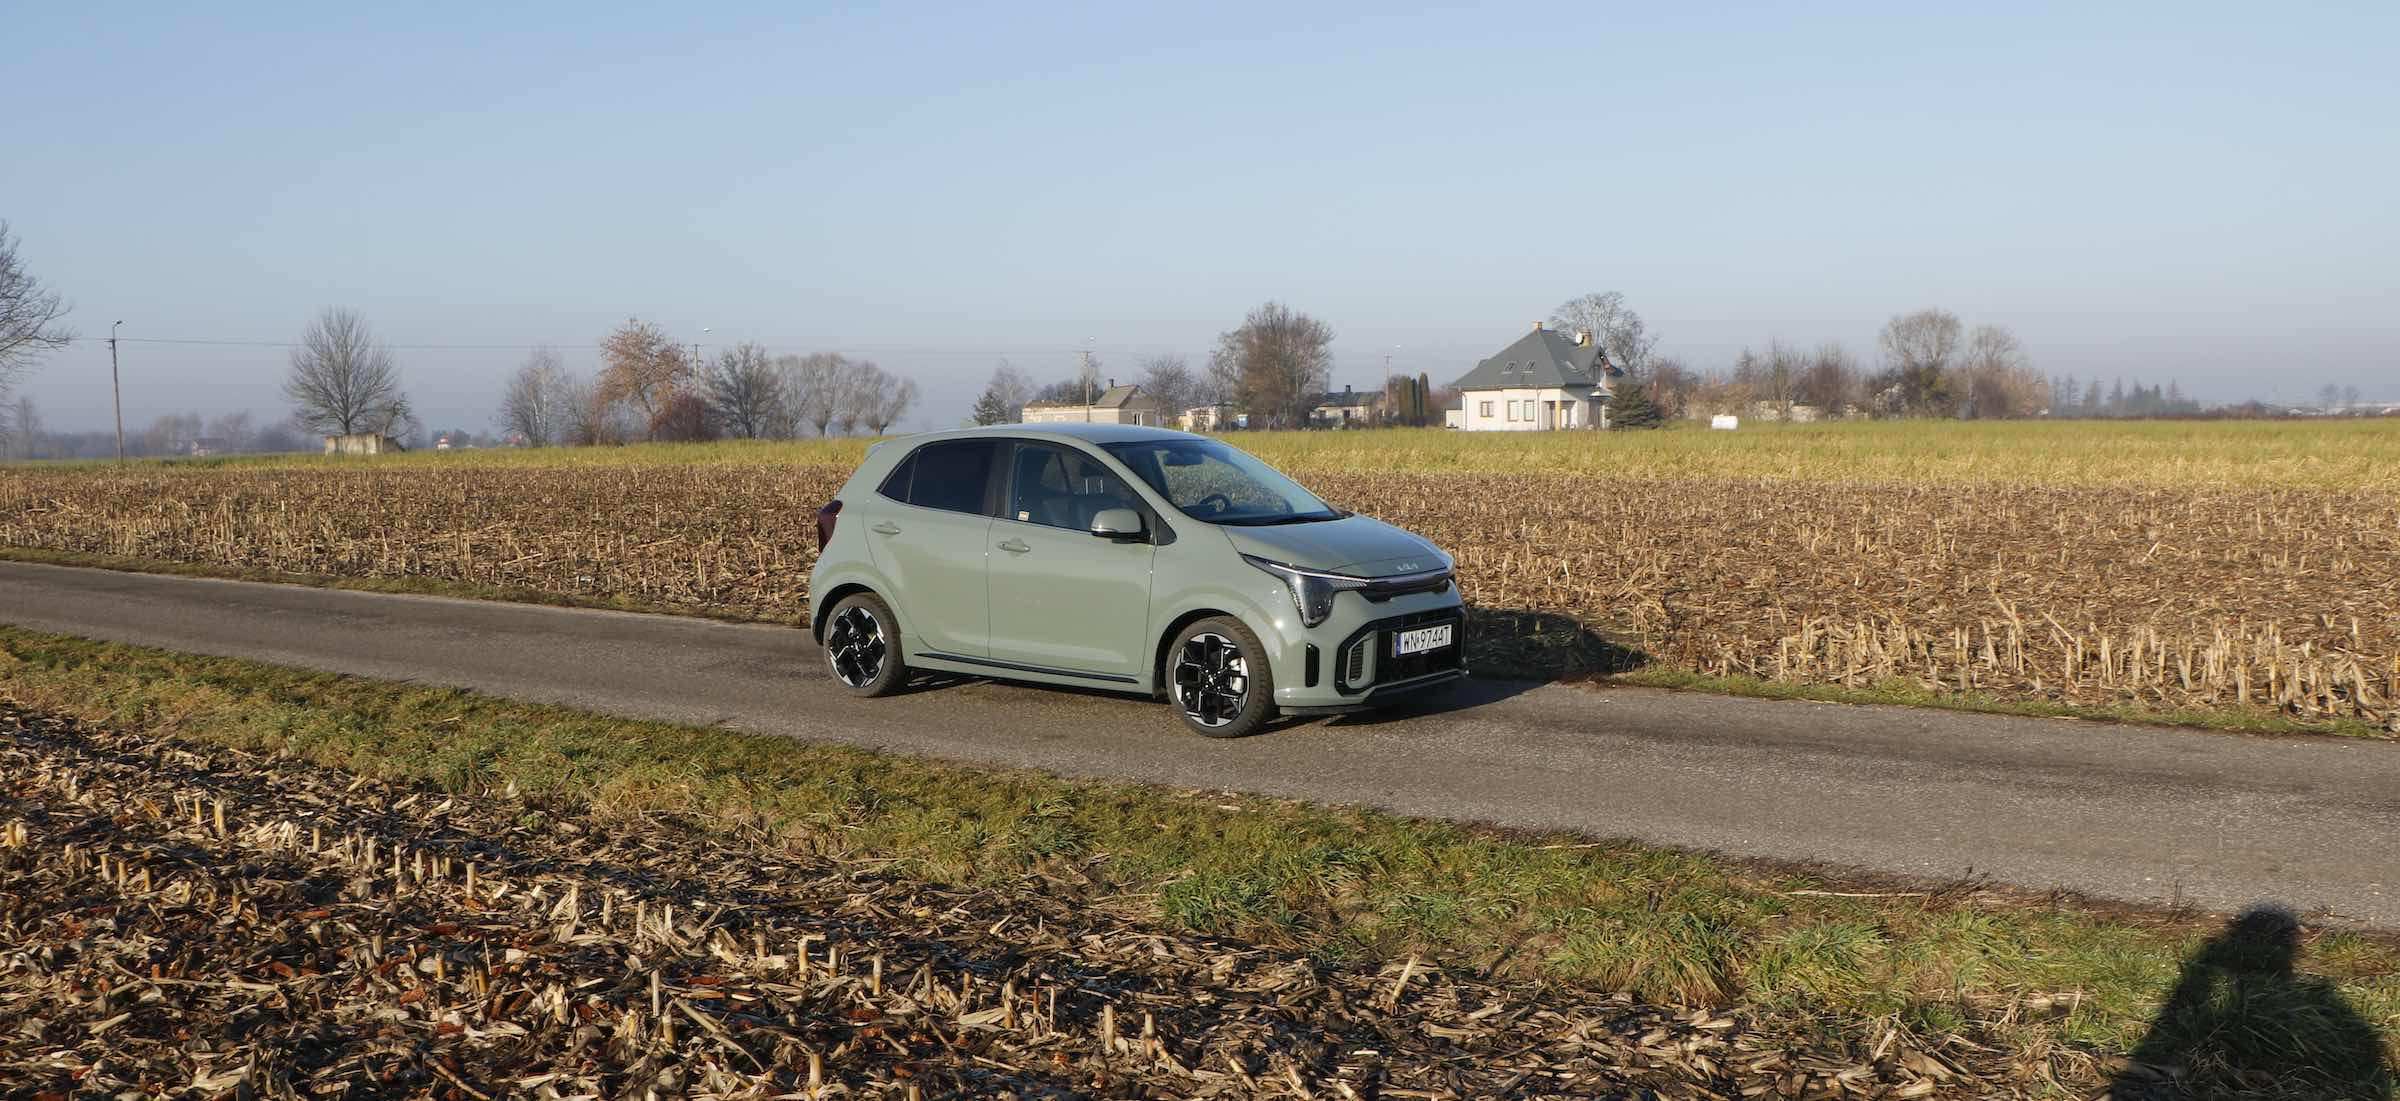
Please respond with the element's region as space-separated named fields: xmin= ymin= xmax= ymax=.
xmin=893 ymin=440 xmax=997 ymax=515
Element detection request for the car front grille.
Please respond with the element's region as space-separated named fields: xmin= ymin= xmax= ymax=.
xmin=1334 ymin=610 xmax=1463 ymax=695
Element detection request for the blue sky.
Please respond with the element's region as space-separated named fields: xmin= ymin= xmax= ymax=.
xmin=8 ymin=1 xmax=2395 ymax=431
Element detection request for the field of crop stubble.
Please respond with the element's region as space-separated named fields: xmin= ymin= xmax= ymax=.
xmin=2 ymin=420 xmax=2394 ymax=732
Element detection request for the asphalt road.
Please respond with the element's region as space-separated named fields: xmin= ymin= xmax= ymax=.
xmin=3 ymin=560 xmax=2395 ymax=925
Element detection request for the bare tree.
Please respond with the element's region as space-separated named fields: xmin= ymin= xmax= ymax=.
xmin=1798 ymin=343 xmax=1859 ymax=416
xmin=699 ymin=342 xmax=785 ymax=439
xmin=859 ymin=366 xmax=918 ymax=433
xmin=203 ymin=411 xmax=255 ymax=452
xmin=0 ymin=222 xmax=73 ymax=404
xmin=1957 ymin=324 xmax=2044 ymax=418
xmin=499 ymin=347 xmax=574 ymax=445
xmin=1644 ymin=356 xmax=1699 ymax=420
xmin=1137 ymin=354 xmax=1199 ymax=417
xmin=4 ymin=395 xmax=41 ymax=458
xmin=972 ymin=360 xmax=1034 ymax=425
xmin=1549 ymin=291 xmax=1655 ymax=378
xmin=561 ymin=371 xmax=609 ymax=446
xmin=252 ymin=420 xmax=307 ymax=453
xmin=1735 ymin=342 xmax=1805 ymax=421
xmin=1876 ymin=308 xmax=1962 ymax=416
xmin=826 ymin=359 xmax=881 ymax=436
xmin=1210 ymin=302 xmax=1333 ymax=429
xmin=597 ymin=319 xmax=691 ymax=437
xmin=784 ymin=353 xmax=861 ymax=436
xmin=651 ymin=391 xmax=719 ymax=442
xmin=138 ymin=412 xmax=203 ymax=457
xmin=283 ymin=307 xmax=412 ymax=438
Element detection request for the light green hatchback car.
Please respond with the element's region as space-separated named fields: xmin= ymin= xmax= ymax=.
xmin=807 ymin=424 xmax=1465 ymax=737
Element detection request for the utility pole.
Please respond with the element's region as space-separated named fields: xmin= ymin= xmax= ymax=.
xmin=1080 ymin=341 xmax=1095 ymax=422
xmin=109 ymin=320 xmax=125 ymax=463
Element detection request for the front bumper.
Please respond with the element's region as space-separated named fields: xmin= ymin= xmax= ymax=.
xmin=1262 ymin=589 xmax=1466 ymax=711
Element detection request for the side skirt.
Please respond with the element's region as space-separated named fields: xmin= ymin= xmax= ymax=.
xmin=908 ymin=649 xmax=1151 ymax=695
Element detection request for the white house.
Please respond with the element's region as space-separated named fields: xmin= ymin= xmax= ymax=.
xmin=1449 ymin=322 xmax=1618 ymax=430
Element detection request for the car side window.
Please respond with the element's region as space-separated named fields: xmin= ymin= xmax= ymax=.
xmin=1008 ymin=444 xmax=1139 ymax=531
xmin=896 ymin=440 xmax=997 ymax=515
xmin=875 ymin=452 xmax=916 ymax=502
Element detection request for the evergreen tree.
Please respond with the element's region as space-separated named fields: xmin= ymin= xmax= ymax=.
xmin=1608 ymin=383 xmax=1665 ymax=429
xmin=969 ymin=385 xmax=1011 ymax=426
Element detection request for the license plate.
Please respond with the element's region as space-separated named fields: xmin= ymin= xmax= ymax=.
xmin=1393 ymin=624 xmax=1454 ymax=657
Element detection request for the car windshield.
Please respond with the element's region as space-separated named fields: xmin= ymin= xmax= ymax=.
xmin=1103 ymin=439 xmax=1340 ymax=525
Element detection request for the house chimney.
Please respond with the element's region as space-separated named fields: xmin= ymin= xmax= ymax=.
xmin=1532 ymin=320 xmax=1544 ymax=332
xmin=1107 ymin=377 xmax=1116 ymax=389
xmin=1575 ymin=329 xmax=1592 ymax=347
xmin=1345 ymin=383 xmax=1354 ymax=395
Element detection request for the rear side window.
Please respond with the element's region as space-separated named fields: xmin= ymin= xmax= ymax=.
xmin=876 ymin=452 xmax=917 ymax=501
xmin=888 ymin=440 xmax=997 ymax=515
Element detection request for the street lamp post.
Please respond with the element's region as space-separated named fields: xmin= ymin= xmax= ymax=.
xmin=109 ymin=320 xmax=125 ymax=463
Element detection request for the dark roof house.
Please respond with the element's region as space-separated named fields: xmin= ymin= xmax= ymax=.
xmin=1449 ymin=323 xmax=1619 ymax=393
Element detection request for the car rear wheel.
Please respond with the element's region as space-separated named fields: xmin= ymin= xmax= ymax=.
xmin=1169 ymin=617 xmax=1275 ymax=738
xmin=824 ymin=592 xmax=908 ymax=697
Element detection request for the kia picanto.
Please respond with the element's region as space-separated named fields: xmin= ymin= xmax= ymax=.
xmin=807 ymin=424 xmax=1465 ymax=737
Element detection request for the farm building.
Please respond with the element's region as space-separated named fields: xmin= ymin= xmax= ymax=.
xmin=1177 ymin=403 xmax=1239 ymax=432
xmin=1449 ymin=322 xmax=1619 ymax=430
xmin=323 ymin=434 xmax=406 ymax=455
xmin=1021 ymin=383 xmax=1166 ymax=427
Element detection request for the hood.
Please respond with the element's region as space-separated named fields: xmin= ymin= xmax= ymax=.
xmin=1218 ymin=514 xmax=1449 ymax=577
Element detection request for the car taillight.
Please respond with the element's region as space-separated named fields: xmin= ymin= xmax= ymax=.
xmin=815 ymin=499 xmax=842 ymax=551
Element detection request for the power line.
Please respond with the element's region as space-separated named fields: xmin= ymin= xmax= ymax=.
xmin=57 ymin=335 xmax=1144 ymax=357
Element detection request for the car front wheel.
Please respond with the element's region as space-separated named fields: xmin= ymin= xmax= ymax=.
xmin=824 ymin=592 xmax=909 ymax=697
xmin=1168 ymin=617 xmax=1275 ymax=738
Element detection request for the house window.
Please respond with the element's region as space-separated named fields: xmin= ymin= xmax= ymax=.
xmin=1504 ymin=402 xmax=1516 ymax=422
xmin=1479 ymin=400 xmax=1493 ymax=418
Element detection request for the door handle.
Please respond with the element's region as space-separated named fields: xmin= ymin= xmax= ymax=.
xmin=997 ymin=538 xmax=1032 ymax=554
xmin=870 ymin=521 xmax=901 ymax=535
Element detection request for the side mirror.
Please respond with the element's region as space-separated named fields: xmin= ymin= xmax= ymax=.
xmin=1089 ymin=508 xmax=1146 ymax=540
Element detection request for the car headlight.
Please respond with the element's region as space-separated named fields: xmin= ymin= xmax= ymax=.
xmin=1242 ymin=555 xmax=1370 ymax=628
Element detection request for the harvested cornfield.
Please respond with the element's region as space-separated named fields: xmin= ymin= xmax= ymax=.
xmin=0 ymin=706 xmax=2038 ymax=1099
xmin=1 ymin=423 xmax=2394 ymax=730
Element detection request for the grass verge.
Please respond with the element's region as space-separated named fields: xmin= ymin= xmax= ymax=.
xmin=1 ymin=624 xmax=2392 ymax=1087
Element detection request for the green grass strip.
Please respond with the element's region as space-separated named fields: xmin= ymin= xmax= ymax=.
xmin=1 ymin=625 xmax=2392 ymax=1076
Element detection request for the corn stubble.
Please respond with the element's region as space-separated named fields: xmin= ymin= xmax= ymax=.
xmin=0 ymin=462 xmax=2392 ymax=730
xmin=0 ymin=706 xmax=2023 ymax=1098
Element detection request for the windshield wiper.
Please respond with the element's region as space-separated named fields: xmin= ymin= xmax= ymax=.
xmin=1222 ymin=512 xmax=1338 ymax=526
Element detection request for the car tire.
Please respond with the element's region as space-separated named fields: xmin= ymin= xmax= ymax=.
xmin=1167 ymin=616 xmax=1276 ymax=738
xmin=823 ymin=592 xmax=909 ymax=697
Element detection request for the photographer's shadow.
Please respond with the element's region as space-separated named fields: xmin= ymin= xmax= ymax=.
xmin=2111 ymin=906 xmax=2391 ymax=1099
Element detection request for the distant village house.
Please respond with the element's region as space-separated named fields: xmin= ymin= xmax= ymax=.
xmin=1311 ymin=385 xmax=1382 ymax=427
xmin=1020 ymin=382 xmax=1166 ymax=427
xmin=1447 ymin=322 xmax=1619 ymax=430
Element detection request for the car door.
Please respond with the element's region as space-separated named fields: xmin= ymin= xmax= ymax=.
xmin=863 ymin=438 xmax=1000 ymax=657
xmin=984 ymin=441 xmax=1157 ymax=679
